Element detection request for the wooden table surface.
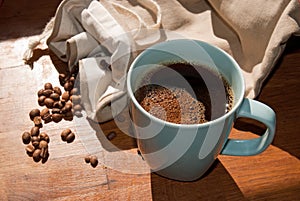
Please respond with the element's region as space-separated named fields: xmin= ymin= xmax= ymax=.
xmin=0 ymin=1 xmax=299 ymax=200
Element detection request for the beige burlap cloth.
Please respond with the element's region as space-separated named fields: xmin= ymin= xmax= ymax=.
xmin=24 ymin=0 xmax=300 ymax=122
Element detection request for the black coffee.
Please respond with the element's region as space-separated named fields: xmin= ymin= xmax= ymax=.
xmin=134 ymin=62 xmax=234 ymax=124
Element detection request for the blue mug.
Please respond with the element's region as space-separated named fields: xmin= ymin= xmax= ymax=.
xmin=127 ymin=39 xmax=276 ymax=181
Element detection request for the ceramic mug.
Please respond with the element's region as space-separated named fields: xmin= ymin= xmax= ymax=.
xmin=127 ymin=39 xmax=276 ymax=181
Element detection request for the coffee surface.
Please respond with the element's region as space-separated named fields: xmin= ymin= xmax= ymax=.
xmin=134 ymin=62 xmax=234 ymax=124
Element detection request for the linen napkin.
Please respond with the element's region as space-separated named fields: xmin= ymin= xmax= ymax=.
xmin=24 ymin=0 xmax=300 ymax=122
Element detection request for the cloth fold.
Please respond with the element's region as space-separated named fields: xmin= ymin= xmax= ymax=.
xmin=24 ymin=0 xmax=300 ymax=122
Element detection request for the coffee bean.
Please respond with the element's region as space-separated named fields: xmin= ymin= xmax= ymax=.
xmin=37 ymin=89 xmax=44 ymax=97
xmin=42 ymin=113 xmax=52 ymax=124
xmin=53 ymin=101 xmax=64 ymax=109
xmin=63 ymin=115 xmax=73 ymax=121
xmin=39 ymin=140 xmax=48 ymax=149
xmin=64 ymin=81 xmax=73 ymax=91
xmin=73 ymin=104 xmax=82 ymax=111
xmin=33 ymin=116 xmax=43 ymax=128
xmin=44 ymin=98 xmax=54 ymax=108
xmin=44 ymin=83 xmax=53 ymax=90
xmin=31 ymin=135 xmax=40 ymax=143
xmin=41 ymin=151 xmax=49 ymax=163
xmin=39 ymin=132 xmax=50 ymax=143
xmin=53 ymin=86 xmax=62 ymax=96
xmin=61 ymin=103 xmax=72 ymax=114
xmin=43 ymin=89 xmax=53 ymax=97
xmin=50 ymin=93 xmax=60 ymax=101
xmin=66 ymin=132 xmax=75 ymax=143
xmin=25 ymin=144 xmax=35 ymax=156
xmin=38 ymin=95 xmax=46 ymax=106
xmin=69 ymin=76 xmax=75 ymax=83
xmin=22 ymin=131 xmax=31 ymax=144
xmin=33 ymin=149 xmax=42 ymax=162
xmin=40 ymin=147 xmax=48 ymax=159
xmin=40 ymin=108 xmax=49 ymax=117
xmin=70 ymin=88 xmax=79 ymax=96
xmin=61 ymin=128 xmax=71 ymax=141
xmin=74 ymin=111 xmax=83 ymax=118
xmin=61 ymin=91 xmax=69 ymax=101
xmin=59 ymin=73 xmax=66 ymax=80
xmin=52 ymin=113 xmax=62 ymax=123
xmin=84 ymin=155 xmax=91 ymax=163
xmin=71 ymin=95 xmax=81 ymax=104
xmin=30 ymin=126 xmax=40 ymax=136
xmin=29 ymin=109 xmax=40 ymax=121
xmin=90 ymin=155 xmax=98 ymax=168
xmin=51 ymin=108 xmax=61 ymax=114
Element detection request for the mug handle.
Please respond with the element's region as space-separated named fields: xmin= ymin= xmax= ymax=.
xmin=221 ymin=98 xmax=276 ymax=156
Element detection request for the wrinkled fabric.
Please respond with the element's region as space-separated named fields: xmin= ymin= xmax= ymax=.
xmin=46 ymin=0 xmax=300 ymax=122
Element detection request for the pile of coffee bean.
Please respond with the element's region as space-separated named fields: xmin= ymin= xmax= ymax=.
xmin=22 ymin=127 xmax=50 ymax=163
xmin=21 ymin=67 xmax=102 ymax=168
xmin=21 ymin=67 xmax=83 ymax=163
xmin=37 ymin=82 xmax=82 ymax=123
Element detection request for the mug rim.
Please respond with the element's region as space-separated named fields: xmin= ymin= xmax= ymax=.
xmin=127 ymin=39 xmax=245 ymax=128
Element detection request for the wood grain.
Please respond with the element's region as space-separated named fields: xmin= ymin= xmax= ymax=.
xmin=0 ymin=1 xmax=299 ymax=200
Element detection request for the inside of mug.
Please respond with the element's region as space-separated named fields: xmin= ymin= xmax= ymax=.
xmin=128 ymin=39 xmax=245 ymax=123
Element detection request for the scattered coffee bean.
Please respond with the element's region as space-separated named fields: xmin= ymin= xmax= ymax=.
xmin=41 ymin=152 xmax=49 ymax=163
xmin=39 ymin=132 xmax=50 ymax=143
xmin=61 ymin=91 xmax=69 ymax=101
xmin=39 ymin=140 xmax=48 ymax=149
xmin=59 ymin=73 xmax=68 ymax=86
xmin=73 ymin=104 xmax=82 ymax=111
xmin=90 ymin=155 xmax=98 ymax=168
xmin=26 ymin=144 xmax=35 ymax=156
xmin=63 ymin=115 xmax=73 ymax=121
xmin=69 ymin=76 xmax=75 ymax=83
xmin=52 ymin=113 xmax=63 ymax=123
xmin=33 ymin=116 xmax=43 ymax=128
xmin=39 ymin=140 xmax=49 ymax=159
xmin=29 ymin=109 xmax=40 ymax=121
xmin=33 ymin=149 xmax=42 ymax=162
xmin=74 ymin=111 xmax=83 ymax=118
xmin=71 ymin=95 xmax=81 ymax=104
xmin=61 ymin=128 xmax=72 ymax=141
xmin=53 ymin=86 xmax=62 ymax=96
xmin=22 ymin=131 xmax=31 ymax=144
xmin=41 ymin=108 xmax=52 ymax=123
xmin=38 ymin=95 xmax=46 ymax=106
xmin=106 ymin=131 xmax=116 ymax=140
xmin=70 ymin=88 xmax=79 ymax=95
xmin=53 ymin=101 xmax=64 ymax=109
xmin=51 ymin=108 xmax=61 ymax=114
xmin=43 ymin=89 xmax=53 ymax=97
xmin=40 ymin=108 xmax=49 ymax=117
xmin=30 ymin=126 xmax=40 ymax=136
xmin=84 ymin=155 xmax=91 ymax=163
xmin=44 ymin=83 xmax=53 ymax=90
xmin=37 ymin=89 xmax=44 ymax=97
xmin=43 ymin=113 xmax=52 ymax=124
xmin=61 ymin=102 xmax=72 ymax=113
xmin=44 ymin=98 xmax=54 ymax=108
xmin=50 ymin=93 xmax=60 ymax=101
xmin=31 ymin=135 xmax=40 ymax=147
xmin=64 ymin=81 xmax=73 ymax=91
xmin=66 ymin=132 xmax=75 ymax=143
